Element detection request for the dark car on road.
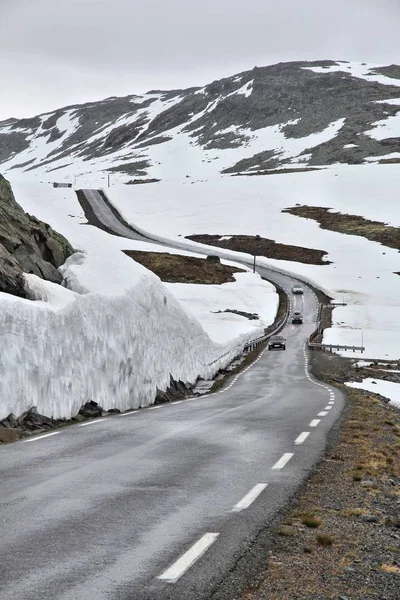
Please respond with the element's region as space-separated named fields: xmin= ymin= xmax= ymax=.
xmin=268 ymin=335 xmax=286 ymax=350
xmin=291 ymin=311 xmax=303 ymax=324
xmin=291 ymin=284 xmax=304 ymax=294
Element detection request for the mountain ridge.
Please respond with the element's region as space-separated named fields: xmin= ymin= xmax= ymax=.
xmin=1 ymin=60 xmax=399 ymax=182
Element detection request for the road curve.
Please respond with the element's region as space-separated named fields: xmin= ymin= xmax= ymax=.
xmin=0 ymin=191 xmax=345 ymax=600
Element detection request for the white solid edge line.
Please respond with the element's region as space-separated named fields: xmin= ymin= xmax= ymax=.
xmin=148 ymin=406 xmax=163 ymax=410
xmin=294 ymin=431 xmax=310 ymax=445
xmin=309 ymin=419 xmax=321 ymax=427
xmin=78 ymin=418 xmax=108 ymax=427
xmin=23 ymin=431 xmax=60 ymax=443
xmin=272 ymin=452 xmax=294 ymax=470
xmin=158 ymin=533 xmax=219 ymax=583
xmin=317 ymin=411 xmax=328 ymax=417
xmin=231 ymin=483 xmax=268 ymax=512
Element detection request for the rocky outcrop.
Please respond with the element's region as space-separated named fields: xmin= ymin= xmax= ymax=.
xmin=0 ymin=174 xmax=74 ymax=297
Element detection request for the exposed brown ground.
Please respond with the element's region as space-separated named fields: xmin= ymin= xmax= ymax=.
xmin=283 ymin=205 xmax=400 ymax=250
xmin=123 ymin=250 xmax=245 ymax=284
xmin=232 ymin=167 xmax=322 ymax=176
xmin=186 ymin=234 xmax=330 ymax=265
xmin=379 ymin=158 xmax=400 ymax=164
xmin=242 ymin=353 xmax=400 ymax=600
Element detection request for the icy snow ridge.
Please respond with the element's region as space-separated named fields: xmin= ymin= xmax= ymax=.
xmin=0 ymin=256 xmax=251 ymax=421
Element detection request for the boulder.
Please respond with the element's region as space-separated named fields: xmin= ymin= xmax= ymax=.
xmin=79 ymin=400 xmax=103 ymax=418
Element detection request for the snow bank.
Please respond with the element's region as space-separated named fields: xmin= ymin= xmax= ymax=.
xmin=346 ymin=378 xmax=400 ymax=410
xmin=0 ymin=258 xmax=251 ymax=421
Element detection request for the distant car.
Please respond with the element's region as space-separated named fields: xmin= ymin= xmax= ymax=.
xmin=268 ymin=335 xmax=286 ymax=350
xmin=291 ymin=311 xmax=303 ymax=324
xmin=291 ymin=284 xmax=304 ymax=294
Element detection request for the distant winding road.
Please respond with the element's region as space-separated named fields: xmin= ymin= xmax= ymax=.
xmin=0 ymin=190 xmax=344 ymax=600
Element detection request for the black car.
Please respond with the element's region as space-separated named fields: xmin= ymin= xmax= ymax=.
xmin=291 ymin=311 xmax=303 ymax=324
xmin=291 ymin=284 xmax=304 ymax=294
xmin=268 ymin=335 xmax=286 ymax=350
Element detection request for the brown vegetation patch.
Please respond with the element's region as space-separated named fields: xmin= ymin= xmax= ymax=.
xmin=123 ymin=250 xmax=245 ymax=284
xmin=186 ymin=234 xmax=331 ymax=265
xmin=125 ymin=178 xmax=160 ymax=185
xmin=283 ymin=205 xmax=400 ymax=250
xmin=242 ymin=357 xmax=400 ymax=600
xmin=231 ymin=167 xmax=322 ymax=176
xmin=379 ymin=157 xmax=400 ymax=164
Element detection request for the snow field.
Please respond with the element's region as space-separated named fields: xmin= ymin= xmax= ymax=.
xmin=304 ymin=62 xmax=400 ymax=88
xmin=0 ymin=180 xmax=277 ymax=420
xmin=106 ymin=164 xmax=400 ymax=360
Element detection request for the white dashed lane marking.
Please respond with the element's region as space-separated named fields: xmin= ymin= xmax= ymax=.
xmin=231 ymin=483 xmax=268 ymax=512
xmin=317 ymin=411 xmax=328 ymax=417
xmin=119 ymin=411 xmax=139 ymax=417
xmin=22 ymin=432 xmax=60 ymax=443
xmin=158 ymin=533 xmax=219 ymax=583
xmin=294 ymin=431 xmax=310 ymax=445
xmin=309 ymin=419 xmax=321 ymax=427
xmin=78 ymin=418 xmax=107 ymax=427
xmin=272 ymin=453 xmax=294 ymax=470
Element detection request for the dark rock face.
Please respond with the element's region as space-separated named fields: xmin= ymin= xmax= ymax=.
xmin=0 ymin=61 xmax=399 ymax=175
xmin=0 ymin=408 xmax=65 ymax=441
xmin=155 ymin=377 xmax=192 ymax=404
xmin=0 ymin=174 xmax=74 ymax=297
xmin=79 ymin=401 xmax=103 ymax=419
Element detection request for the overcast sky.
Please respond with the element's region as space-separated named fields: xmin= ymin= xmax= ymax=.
xmin=1 ymin=0 xmax=399 ymax=121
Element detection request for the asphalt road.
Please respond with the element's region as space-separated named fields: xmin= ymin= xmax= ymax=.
xmin=0 ymin=192 xmax=345 ymax=600
xmin=79 ymin=189 xmax=150 ymax=241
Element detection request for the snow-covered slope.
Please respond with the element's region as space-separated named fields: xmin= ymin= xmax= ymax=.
xmin=0 ymin=182 xmax=277 ymax=420
xmin=1 ymin=61 xmax=399 ymax=184
xmin=105 ymin=163 xmax=400 ymax=360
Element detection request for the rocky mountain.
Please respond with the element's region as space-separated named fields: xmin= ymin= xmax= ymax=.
xmin=1 ymin=60 xmax=399 ymax=182
xmin=0 ymin=175 xmax=74 ymax=297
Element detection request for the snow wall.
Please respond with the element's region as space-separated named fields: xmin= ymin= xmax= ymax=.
xmin=0 ymin=251 xmax=257 ymax=421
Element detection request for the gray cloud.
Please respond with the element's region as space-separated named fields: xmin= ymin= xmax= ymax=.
xmin=1 ymin=0 xmax=399 ymax=119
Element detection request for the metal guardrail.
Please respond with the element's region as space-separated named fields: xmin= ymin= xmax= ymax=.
xmin=308 ymin=314 xmax=365 ymax=354
xmin=308 ymin=342 xmax=365 ymax=353
xmin=207 ymin=289 xmax=290 ymax=368
xmin=206 ymin=313 xmax=288 ymax=369
xmin=243 ymin=315 xmax=287 ymax=353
